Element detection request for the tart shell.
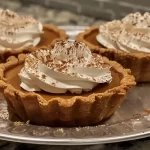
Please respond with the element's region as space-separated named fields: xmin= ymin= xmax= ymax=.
xmin=0 ymin=24 xmax=68 ymax=62
xmin=0 ymin=54 xmax=135 ymax=127
xmin=76 ymin=26 xmax=150 ymax=82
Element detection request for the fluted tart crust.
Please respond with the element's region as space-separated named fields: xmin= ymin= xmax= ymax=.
xmin=77 ymin=26 xmax=150 ymax=82
xmin=0 ymin=53 xmax=135 ymax=127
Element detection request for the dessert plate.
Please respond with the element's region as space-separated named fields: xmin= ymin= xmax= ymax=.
xmin=0 ymin=26 xmax=150 ymax=145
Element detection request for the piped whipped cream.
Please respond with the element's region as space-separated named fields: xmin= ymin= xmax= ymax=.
xmin=97 ymin=12 xmax=150 ymax=53
xmin=19 ymin=41 xmax=112 ymax=94
xmin=0 ymin=9 xmax=43 ymax=50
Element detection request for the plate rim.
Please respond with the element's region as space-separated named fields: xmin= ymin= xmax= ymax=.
xmin=0 ymin=129 xmax=150 ymax=145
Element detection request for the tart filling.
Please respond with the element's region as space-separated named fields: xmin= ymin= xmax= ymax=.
xmin=19 ymin=41 xmax=112 ymax=94
xmin=0 ymin=9 xmax=43 ymax=50
xmin=97 ymin=12 xmax=150 ymax=53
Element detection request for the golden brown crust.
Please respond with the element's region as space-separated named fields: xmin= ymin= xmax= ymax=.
xmin=0 ymin=54 xmax=135 ymax=127
xmin=0 ymin=24 xmax=68 ymax=62
xmin=76 ymin=26 xmax=150 ymax=82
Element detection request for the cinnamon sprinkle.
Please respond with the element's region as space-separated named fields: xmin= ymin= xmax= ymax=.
xmin=25 ymin=40 xmax=111 ymax=83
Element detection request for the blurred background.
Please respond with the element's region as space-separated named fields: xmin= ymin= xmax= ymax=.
xmin=1 ymin=0 xmax=150 ymax=26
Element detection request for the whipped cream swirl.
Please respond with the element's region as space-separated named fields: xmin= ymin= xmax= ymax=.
xmin=97 ymin=12 xmax=150 ymax=53
xmin=0 ymin=9 xmax=43 ymax=50
xmin=19 ymin=41 xmax=112 ymax=94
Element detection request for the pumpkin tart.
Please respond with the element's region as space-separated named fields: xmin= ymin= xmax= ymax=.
xmin=77 ymin=12 xmax=150 ymax=82
xmin=0 ymin=9 xmax=68 ymax=62
xmin=0 ymin=41 xmax=135 ymax=127
xmin=0 ymin=24 xmax=68 ymax=62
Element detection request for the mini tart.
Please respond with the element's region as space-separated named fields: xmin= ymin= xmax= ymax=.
xmin=0 ymin=24 xmax=68 ymax=62
xmin=0 ymin=53 xmax=135 ymax=127
xmin=77 ymin=26 xmax=150 ymax=82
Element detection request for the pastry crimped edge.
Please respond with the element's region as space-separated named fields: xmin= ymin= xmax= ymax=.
xmin=0 ymin=24 xmax=68 ymax=62
xmin=76 ymin=26 xmax=150 ymax=82
xmin=0 ymin=53 xmax=135 ymax=127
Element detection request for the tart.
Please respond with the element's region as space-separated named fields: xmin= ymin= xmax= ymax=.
xmin=0 ymin=9 xmax=68 ymax=62
xmin=0 ymin=41 xmax=135 ymax=127
xmin=77 ymin=12 xmax=150 ymax=82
